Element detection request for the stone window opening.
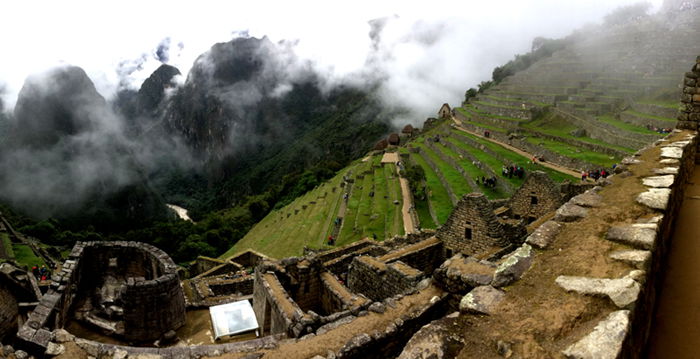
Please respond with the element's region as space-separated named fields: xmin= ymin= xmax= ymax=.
xmin=108 ymin=257 xmax=117 ymax=268
xmin=530 ymin=195 xmax=538 ymax=205
xmin=464 ymin=221 xmax=473 ymax=240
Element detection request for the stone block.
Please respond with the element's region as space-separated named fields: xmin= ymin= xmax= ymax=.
xmin=636 ymin=188 xmax=671 ymax=211
xmin=554 ymin=203 xmax=589 ymax=222
xmin=525 ymin=220 xmax=562 ymax=249
xmin=555 ymin=276 xmax=640 ymax=308
xmin=642 ymin=175 xmax=675 ymax=188
xmin=492 ymin=244 xmax=533 ymax=287
xmin=609 ymin=250 xmax=651 ymax=269
xmin=606 ymin=224 xmax=657 ymax=250
xmin=570 ymin=192 xmax=603 ymax=208
xmin=653 ymin=167 xmax=679 ymax=175
xmin=459 ymin=286 xmax=505 ymax=315
xmin=562 ymin=310 xmax=630 ymax=359
xmin=660 ymin=146 xmax=683 ymax=159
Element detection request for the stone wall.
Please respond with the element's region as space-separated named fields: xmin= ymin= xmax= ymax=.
xmin=190 ymin=256 xmax=227 ymax=277
xmin=0 ymin=280 xmax=18 ymax=341
xmin=508 ymin=171 xmax=565 ymax=220
xmin=347 ymin=256 xmax=424 ymax=301
xmin=16 ymin=241 xmax=186 ymax=352
xmin=253 ymin=270 xmax=299 ymax=337
xmin=677 ymin=56 xmax=700 ymax=130
xmin=436 ymin=193 xmax=507 ymax=256
xmin=229 ymin=249 xmax=270 ymax=268
xmin=378 ymin=237 xmax=444 ymax=275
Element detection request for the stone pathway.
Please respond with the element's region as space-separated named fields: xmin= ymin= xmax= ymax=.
xmin=646 ymin=165 xmax=700 ymax=358
xmin=451 ymin=116 xmax=582 ymax=178
xmin=379 ymin=151 xmax=416 ymax=234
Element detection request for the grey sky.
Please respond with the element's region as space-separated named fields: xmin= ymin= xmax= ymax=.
xmin=0 ymin=0 xmax=663 ymax=118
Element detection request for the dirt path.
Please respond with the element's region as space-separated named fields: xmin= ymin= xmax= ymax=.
xmin=646 ymin=167 xmax=700 ymax=358
xmin=451 ymin=116 xmax=581 ymax=178
xmin=382 ymin=152 xmax=416 ymax=234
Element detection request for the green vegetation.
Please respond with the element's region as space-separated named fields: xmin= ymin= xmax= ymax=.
xmin=12 ymin=243 xmax=45 ymax=269
xmin=525 ymin=137 xmax=618 ymax=168
xmin=1 ymin=233 xmax=13 ymax=260
xmin=623 ymin=110 xmax=677 ymax=123
xmin=598 ymin=115 xmax=664 ymax=136
xmin=408 ymin=152 xmax=453 ymax=225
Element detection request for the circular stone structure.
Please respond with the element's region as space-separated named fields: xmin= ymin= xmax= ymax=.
xmin=72 ymin=241 xmax=186 ymax=342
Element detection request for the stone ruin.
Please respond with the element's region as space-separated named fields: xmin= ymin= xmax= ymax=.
xmin=15 ymin=241 xmax=186 ymax=353
xmin=3 ymin=171 xmax=597 ymax=358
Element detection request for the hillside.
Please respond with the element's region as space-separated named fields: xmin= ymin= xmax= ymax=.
xmin=223 ymin=7 xmax=700 ymax=260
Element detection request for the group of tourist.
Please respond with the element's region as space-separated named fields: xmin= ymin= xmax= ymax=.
xmin=502 ymin=165 xmax=525 ymax=179
xmin=31 ymin=264 xmax=50 ymax=281
xmin=581 ymin=168 xmax=610 ymax=182
xmin=476 ymin=176 xmax=498 ymax=188
xmin=646 ymin=124 xmax=673 ymax=134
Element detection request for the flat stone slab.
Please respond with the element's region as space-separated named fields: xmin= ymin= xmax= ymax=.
xmin=642 ymin=175 xmax=675 ymax=188
xmin=526 ymin=220 xmax=562 ymax=249
xmin=570 ymin=192 xmax=603 ymax=208
xmin=662 ymin=140 xmax=690 ymax=148
xmin=653 ymin=167 xmax=679 ymax=175
xmin=459 ymin=286 xmax=505 ymax=315
xmin=606 ymin=224 xmax=657 ymax=250
xmin=562 ymin=310 xmax=630 ymax=359
xmin=492 ymin=244 xmax=533 ymax=287
xmin=433 ymin=254 xmax=496 ymax=293
xmin=555 ymin=276 xmax=641 ymax=308
xmin=554 ymin=203 xmax=589 ymax=222
xmin=660 ymin=159 xmax=679 ymax=165
xmin=636 ymin=188 xmax=671 ymax=210
xmin=609 ymin=250 xmax=651 ymax=269
xmin=660 ymin=146 xmax=683 ymax=159
xmin=621 ymin=157 xmax=641 ymax=165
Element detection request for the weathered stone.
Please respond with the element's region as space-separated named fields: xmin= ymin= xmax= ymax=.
xmin=368 ymin=302 xmax=386 ymax=314
xmin=525 ymin=220 xmax=562 ymax=249
xmin=113 ymin=348 xmax=128 ymax=359
xmin=606 ymin=224 xmax=657 ymax=250
xmin=660 ymin=146 xmax=683 ymax=159
xmin=653 ymin=167 xmax=679 ymax=175
xmin=310 ymin=356 xmax=325 ymax=359
xmin=636 ymin=188 xmax=671 ymax=210
xmin=433 ymin=254 xmax=496 ymax=293
xmin=459 ymin=286 xmax=505 ymax=315
xmin=492 ymin=244 xmax=533 ymax=287
xmin=609 ymin=250 xmax=651 ymax=269
xmin=338 ymin=333 xmax=372 ymax=357
xmin=316 ymin=315 xmax=356 ymax=335
xmin=397 ymin=316 xmax=465 ymax=359
xmin=642 ymin=175 xmax=675 ymax=188
xmin=621 ymin=157 xmax=641 ymax=165
xmin=662 ymin=140 xmax=690 ymax=148
xmin=553 ymin=203 xmax=588 ymax=222
xmin=570 ymin=192 xmax=603 ymax=208
xmin=52 ymin=329 xmax=75 ymax=343
xmin=555 ymin=276 xmax=641 ymax=308
xmin=14 ymin=350 xmax=29 ymax=359
xmin=45 ymin=342 xmax=65 ymax=357
xmin=562 ymin=310 xmax=630 ymax=359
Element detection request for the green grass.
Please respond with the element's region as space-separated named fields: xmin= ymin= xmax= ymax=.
xmin=417 ymin=143 xmax=473 ymax=199
xmin=598 ymin=115 xmax=663 ymax=136
xmin=450 ymin=129 xmax=577 ymax=183
xmin=623 ymin=110 xmax=677 ymax=123
xmin=474 ymin=100 xmax=524 ymax=111
xmin=12 ymin=243 xmax=45 ymax=269
xmin=637 ymin=99 xmax=679 ymax=109
xmin=409 ymin=152 xmax=453 ymax=225
xmin=1 ymin=233 xmax=13 ymax=259
xmin=383 ymin=164 xmax=404 ymax=237
xmin=444 ymin=139 xmax=524 ymax=190
xmin=525 ymin=136 xmax=618 ymax=168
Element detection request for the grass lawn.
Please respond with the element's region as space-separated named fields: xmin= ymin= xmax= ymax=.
xmin=409 ymin=153 xmax=453 ymax=225
xmin=417 ymin=143 xmax=473 ymax=199
xmin=598 ymin=115 xmax=663 ymax=136
xmin=623 ymin=110 xmax=677 ymax=123
xmin=525 ymin=136 xmax=618 ymax=168
xmin=12 ymin=243 xmax=45 ymax=269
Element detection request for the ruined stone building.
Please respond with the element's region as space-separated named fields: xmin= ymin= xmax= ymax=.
xmin=438 ymin=103 xmax=452 ymax=119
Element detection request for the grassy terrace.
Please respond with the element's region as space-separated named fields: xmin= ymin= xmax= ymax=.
xmin=416 ymin=142 xmax=473 ymax=198
xmin=464 ymin=104 xmax=526 ymax=123
xmin=403 ymin=149 xmax=453 ymax=226
xmin=225 ymin=162 xmax=350 ymax=258
xmin=383 ymin=163 xmax=404 ymax=238
xmin=623 ymin=109 xmax=677 ymax=123
xmin=522 ymin=114 xmax=635 ymax=153
xmin=436 ymin=142 xmax=507 ymax=199
xmin=638 ymin=99 xmax=680 ymax=109
xmin=598 ymin=115 xmax=664 ymax=136
xmin=12 ymin=242 xmax=45 ymax=269
xmin=456 ymin=107 xmax=509 ymax=133
xmin=525 ymin=136 xmax=618 ymax=168
xmin=449 ymin=129 xmax=577 ymax=183
xmin=473 ymin=100 xmax=525 ymax=111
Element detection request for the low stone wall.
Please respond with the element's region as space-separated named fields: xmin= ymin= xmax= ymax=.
xmin=323 ymin=245 xmax=387 ymax=276
xmin=16 ymin=241 xmax=186 ymax=352
xmin=474 ymin=102 xmax=532 ymax=120
xmin=253 ymin=270 xmax=301 ymax=337
xmin=347 ymin=256 xmax=424 ymax=302
xmin=631 ymin=102 xmax=678 ymax=119
xmin=190 ymin=256 xmax=227 ymax=277
xmin=378 ymin=237 xmax=444 ymax=275
xmin=0 ymin=280 xmax=18 ymax=341
xmin=437 ymin=193 xmax=507 ymax=256
xmin=415 ymin=146 xmax=459 ymax=205
xmin=229 ymin=249 xmax=271 ymax=267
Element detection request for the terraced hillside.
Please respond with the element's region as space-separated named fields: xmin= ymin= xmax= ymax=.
xmin=457 ymin=10 xmax=700 ymax=173
xmin=224 ymin=9 xmax=700 ymax=260
xmin=224 ymin=154 xmax=406 ymax=258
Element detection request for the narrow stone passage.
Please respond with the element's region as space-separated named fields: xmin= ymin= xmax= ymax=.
xmin=647 ymin=166 xmax=700 ymax=358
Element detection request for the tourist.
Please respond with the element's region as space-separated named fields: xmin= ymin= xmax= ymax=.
xmin=32 ymin=265 xmax=39 ymax=279
xmin=581 ymin=171 xmax=587 ymax=182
